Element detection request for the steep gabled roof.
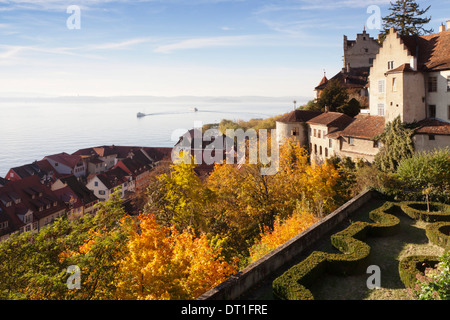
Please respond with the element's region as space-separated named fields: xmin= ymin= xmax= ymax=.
xmin=400 ymin=30 xmax=450 ymax=71
xmin=57 ymin=175 xmax=98 ymax=204
xmin=45 ymin=153 xmax=83 ymax=169
xmin=95 ymin=167 xmax=130 ymax=190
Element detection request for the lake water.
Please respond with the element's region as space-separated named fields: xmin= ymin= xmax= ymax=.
xmin=0 ymin=96 xmax=300 ymax=177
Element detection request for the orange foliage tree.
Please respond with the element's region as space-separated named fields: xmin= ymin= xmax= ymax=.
xmin=116 ymin=214 xmax=237 ymax=300
xmin=248 ymin=210 xmax=319 ymax=263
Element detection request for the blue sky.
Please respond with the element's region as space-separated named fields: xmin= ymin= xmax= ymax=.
xmin=0 ymin=0 xmax=447 ymax=99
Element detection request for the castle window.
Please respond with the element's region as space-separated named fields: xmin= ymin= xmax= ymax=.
xmin=325 ymin=148 xmax=328 ymax=157
xmin=378 ymin=103 xmax=385 ymax=116
xmin=373 ymin=141 xmax=379 ymax=148
xmin=329 ymin=139 xmax=333 ymax=148
xmin=392 ymin=78 xmax=397 ymax=92
xmin=313 ymin=129 xmax=317 ymax=137
xmin=387 ymin=61 xmax=394 ymax=70
xmin=429 ymin=105 xmax=436 ymax=118
xmin=319 ymin=146 xmax=322 ymax=155
xmin=314 ymin=144 xmax=317 ymax=154
xmin=429 ymin=135 xmax=435 ymax=141
xmin=447 ymin=76 xmax=450 ymax=91
xmin=378 ymin=80 xmax=385 ymax=93
xmin=428 ymin=77 xmax=437 ymax=92
xmin=348 ymin=137 xmax=354 ymax=145
xmin=318 ymin=130 xmax=321 ymax=138
xmin=290 ymin=128 xmax=299 ymax=136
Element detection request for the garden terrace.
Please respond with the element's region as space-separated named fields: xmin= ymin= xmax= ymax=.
xmin=241 ymin=197 xmax=449 ymax=300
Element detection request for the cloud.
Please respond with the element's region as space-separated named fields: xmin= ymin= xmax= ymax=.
xmin=253 ymin=0 xmax=391 ymax=14
xmin=153 ymin=35 xmax=261 ymax=53
xmin=86 ymin=37 xmax=155 ymax=50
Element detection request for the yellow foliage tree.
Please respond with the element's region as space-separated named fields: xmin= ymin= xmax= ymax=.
xmin=248 ymin=210 xmax=319 ymax=263
xmin=116 ymin=214 xmax=237 ymax=300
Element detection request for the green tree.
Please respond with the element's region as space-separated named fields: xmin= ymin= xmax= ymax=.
xmin=316 ymin=79 xmax=349 ymax=113
xmin=337 ymin=98 xmax=360 ymax=117
xmin=374 ymin=116 xmax=415 ymax=173
xmin=0 ymin=189 xmax=130 ymax=300
xmin=381 ymin=0 xmax=433 ymax=40
xmin=395 ymin=148 xmax=450 ymax=201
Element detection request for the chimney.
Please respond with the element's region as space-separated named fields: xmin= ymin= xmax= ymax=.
xmin=439 ymin=23 xmax=446 ymax=33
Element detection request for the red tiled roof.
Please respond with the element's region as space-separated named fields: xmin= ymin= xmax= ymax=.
xmin=400 ymin=30 xmax=450 ymax=71
xmin=385 ymin=63 xmax=416 ymax=74
xmin=277 ymin=110 xmax=323 ymax=123
xmin=317 ymin=75 xmax=328 ymax=87
xmin=95 ymin=167 xmax=130 ymax=190
xmin=307 ymin=112 xmax=354 ymax=129
xmin=0 ymin=176 xmax=65 ymax=236
xmin=414 ymin=118 xmax=450 ymax=135
xmin=338 ymin=114 xmax=385 ymax=139
xmin=45 ymin=152 xmax=82 ymax=169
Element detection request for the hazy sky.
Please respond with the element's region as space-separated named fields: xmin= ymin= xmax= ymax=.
xmin=0 ymin=0 xmax=447 ymax=99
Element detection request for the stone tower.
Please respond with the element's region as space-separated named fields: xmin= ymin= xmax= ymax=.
xmin=343 ymin=28 xmax=381 ymax=70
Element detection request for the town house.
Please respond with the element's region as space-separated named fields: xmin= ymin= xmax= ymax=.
xmin=0 ymin=176 xmax=66 ymax=241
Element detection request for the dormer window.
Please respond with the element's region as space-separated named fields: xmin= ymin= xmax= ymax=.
xmin=24 ymin=213 xmax=33 ymax=224
xmin=39 ymin=206 xmax=44 ymax=212
xmin=6 ymin=201 xmax=12 ymax=208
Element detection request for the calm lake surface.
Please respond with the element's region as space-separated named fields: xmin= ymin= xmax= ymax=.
xmin=0 ymin=96 xmax=300 ymax=177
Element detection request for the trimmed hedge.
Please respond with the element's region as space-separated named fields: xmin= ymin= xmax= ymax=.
xmin=273 ymin=202 xmax=400 ymax=300
xmin=400 ymin=202 xmax=450 ymax=222
xmin=398 ymin=255 xmax=441 ymax=288
xmin=426 ymin=222 xmax=450 ymax=250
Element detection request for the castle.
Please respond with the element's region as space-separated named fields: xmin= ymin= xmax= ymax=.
xmin=277 ymin=24 xmax=450 ymax=163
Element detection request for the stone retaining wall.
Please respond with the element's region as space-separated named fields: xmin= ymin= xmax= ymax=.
xmin=197 ymin=189 xmax=377 ymax=300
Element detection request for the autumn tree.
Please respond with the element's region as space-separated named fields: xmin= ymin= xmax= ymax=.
xmin=116 ymin=213 xmax=237 ymax=300
xmin=0 ymin=189 xmax=130 ymax=300
xmin=248 ymin=210 xmax=319 ymax=263
xmin=145 ymin=153 xmax=210 ymax=232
